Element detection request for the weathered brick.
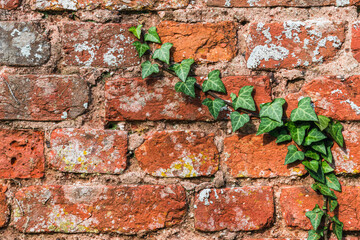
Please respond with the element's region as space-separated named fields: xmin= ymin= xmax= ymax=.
xmin=0 ymin=22 xmax=50 ymax=66
xmin=246 ymin=21 xmax=345 ymax=70
xmin=194 ymin=187 xmax=274 ymax=231
xmin=0 ymin=75 xmax=89 ymax=121
xmin=0 ymin=0 xmax=20 ymax=9
xmin=49 ymin=129 xmax=127 ymax=174
xmin=0 ymin=185 xmax=8 ymax=227
xmin=62 ymin=22 xmax=139 ymax=68
xmin=105 ymin=76 xmax=271 ymax=121
xmin=285 ymin=76 xmax=360 ymax=121
xmin=207 ymin=0 xmax=360 ymax=7
xmin=280 ymin=186 xmax=360 ymax=231
xmin=0 ymin=129 xmax=44 ymax=179
xmin=32 ymin=0 xmax=188 ymax=11
xmin=135 ymin=131 xmax=219 ymax=178
xmin=157 ymin=21 xmax=237 ymax=63
xmin=223 ymin=134 xmax=305 ymax=178
xmin=13 ymin=185 xmax=186 ymax=233
xmin=352 ymin=22 xmax=360 ymax=63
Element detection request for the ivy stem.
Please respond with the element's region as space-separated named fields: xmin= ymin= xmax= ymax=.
xmin=323 ymin=196 xmax=330 ymax=240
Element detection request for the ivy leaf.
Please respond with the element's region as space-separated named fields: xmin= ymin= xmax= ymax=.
xmin=311 ymin=141 xmax=327 ymax=155
xmin=326 ymin=120 xmax=344 ymax=147
xmin=315 ymin=115 xmax=330 ymax=131
xmin=230 ymin=93 xmax=237 ymax=101
xmin=329 ymin=199 xmax=338 ymax=212
xmin=141 ymin=61 xmax=159 ymax=79
xmin=287 ymin=121 xmax=310 ymax=145
xmin=144 ymin=26 xmax=161 ymax=43
xmin=304 ymin=128 xmax=327 ymax=146
xmin=171 ymin=59 xmax=194 ymax=82
xmin=175 ymin=77 xmax=196 ymax=98
xmin=312 ymin=183 xmax=337 ymax=199
xmin=202 ymin=70 xmax=226 ymax=93
xmin=332 ymin=216 xmax=344 ymax=240
xmin=307 ymin=165 xmax=325 ymax=184
xmin=285 ymin=145 xmax=305 ymax=165
xmin=129 ymin=24 xmax=142 ymax=39
xmin=305 ymin=150 xmax=320 ymax=160
xmin=230 ymin=112 xmax=250 ymax=132
xmin=302 ymin=160 xmax=319 ymax=172
xmin=322 ymin=140 xmax=334 ymax=163
xmin=325 ymin=173 xmax=341 ymax=192
xmin=322 ymin=161 xmax=334 ymax=174
xmin=132 ymin=41 xmax=150 ymax=57
xmin=259 ymin=98 xmax=286 ymax=123
xmin=307 ymin=230 xmax=321 ymax=240
xmin=305 ymin=204 xmax=324 ymax=231
xmin=257 ymin=117 xmax=283 ymax=136
xmin=290 ymin=97 xmax=318 ymax=122
xmin=152 ymin=42 xmax=173 ymax=64
xmin=233 ymin=86 xmax=256 ymax=111
xmin=202 ymin=98 xmax=226 ymax=119
xmin=273 ymin=129 xmax=292 ymax=144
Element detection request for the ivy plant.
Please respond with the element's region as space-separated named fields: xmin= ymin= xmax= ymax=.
xmin=129 ymin=25 xmax=345 ymax=240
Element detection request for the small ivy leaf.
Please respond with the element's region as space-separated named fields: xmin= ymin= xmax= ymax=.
xmin=304 ymin=128 xmax=327 ymax=146
xmin=230 ymin=112 xmax=250 ymax=132
xmin=315 ymin=115 xmax=330 ymax=131
xmin=306 ymin=165 xmax=325 ymax=184
xmin=233 ymin=86 xmax=256 ymax=111
xmin=275 ymin=129 xmax=292 ymax=143
xmin=325 ymin=173 xmax=342 ymax=192
xmin=132 ymin=41 xmax=150 ymax=57
xmin=312 ymin=183 xmax=337 ymax=199
xmin=259 ymin=98 xmax=286 ymax=123
xmin=326 ymin=120 xmax=344 ymax=147
xmin=329 ymin=199 xmax=338 ymax=212
xmin=307 ymin=230 xmax=321 ymax=240
xmin=322 ymin=161 xmax=334 ymax=174
xmin=311 ymin=141 xmax=327 ymax=155
xmin=332 ymin=216 xmax=344 ymax=240
xmin=290 ymin=97 xmax=319 ymax=122
xmin=305 ymin=150 xmax=320 ymax=160
xmin=144 ymin=26 xmax=161 ymax=43
xmin=305 ymin=204 xmax=324 ymax=231
xmin=172 ymin=59 xmax=194 ymax=82
xmin=152 ymin=42 xmax=173 ymax=64
xmin=202 ymin=70 xmax=226 ymax=93
xmin=285 ymin=145 xmax=305 ymax=165
xmin=202 ymin=98 xmax=226 ymax=119
xmin=302 ymin=160 xmax=319 ymax=172
xmin=175 ymin=77 xmax=196 ymax=98
xmin=129 ymin=24 xmax=142 ymax=39
xmin=230 ymin=93 xmax=237 ymax=101
xmin=287 ymin=121 xmax=310 ymax=145
xmin=141 ymin=61 xmax=159 ymax=79
xmin=257 ymin=117 xmax=283 ymax=136
xmin=322 ymin=140 xmax=334 ymax=163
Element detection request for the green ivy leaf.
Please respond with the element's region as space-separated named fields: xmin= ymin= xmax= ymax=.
xmin=325 ymin=173 xmax=341 ymax=192
xmin=230 ymin=93 xmax=237 ymax=101
xmin=305 ymin=204 xmax=324 ymax=231
xmin=152 ymin=42 xmax=173 ymax=64
xmin=312 ymin=183 xmax=337 ymax=199
xmin=302 ymin=160 xmax=319 ymax=172
xmin=170 ymin=59 xmax=194 ymax=82
xmin=141 ymin=61 xmax=159 ymax=79
xmin=305 ymin=150 xmax=320 ymax=160
xmin=257 ymin=117 xmax=283 ymax=136
xmin=274 ymin=129 xmax=292 ymax=143
xmin=175 ymin=77 xmax=196 ymax=98
xmin=329 ymin=199 xmax=338 ymax=212
xmin=202 ymin=98 xmax=226 ymax=119
xmin=307 ymin=230 xmax=321 ymax=240
xmin=202 ymin=70 xmax=226 ymax=93
xmin=322 ymin=161 xmax=334 ymax=174
xmin=322 ymin=140 xmax=334 ymax=163
xmin=326 ymin=120 xmax=344 ymax=147
xmin=287 ymin=121 xmax=310 ymax=145
xmin=311 ymin=141 xmax=327 ymax=155
xmin=132 ymin=41 xmax=150 ymax=57
xmin=233 ymin=86 xmax=256 ymax=111
xmin=315 ymin=115 xmax=330 ymax=131
xmin=285 ymin=145 xmax=304 ymax=165
xmin=144 ymin=26 xmax=161 ymax=43
xmin=129 ymin=24 xmax=142 ymax=39
xmin=290 ymin=97 xmax=318 ymax=122
xmin=332 ymin=216 xmax=344 ymax=240
xmin=230 ymin=112 xmax=250 ymax=132
xmin=304 ymin=128 xmax=327 ymax=146
xmin=307 ymin=165 xmax=325 ymax=184
xmin=259 ymin=98 xmax=286 ymax=123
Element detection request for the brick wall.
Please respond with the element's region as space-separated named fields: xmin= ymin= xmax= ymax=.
xmin=0 ymin=0 xmax=360 ymax=239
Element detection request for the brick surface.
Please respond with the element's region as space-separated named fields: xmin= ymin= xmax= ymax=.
xmin=280 ymin=186 xmax=360 ymax=231
xmin=352 ymin=22 xmax=360 ymax=63
xmin=246 ymin=21 xmax=345 ymax=70
xmin=13 ymin=185 xmax=186 ymax=233
xmin=223 ymin=134 xmax=305 ymax=178
xmin=0 ymin=22 xmax=50 ymax=66
xmin=285 ymin=76 xmax=360 ymax=121
xmin=0 ymin=129 xmax=44 ymax=179
xmin=207 ymin=0 xmax=360 ymax=7
xmin=105 ymin=76 xmax=271 ymax=121
xmin=49 ymin=129 xmax=127 ymax=174
xmin=194 ymin=187 xmax=274 ymax=231
xmin=135 ymin=131 xmax=219 ymax=178
xmin=157 ymin=21 xmax=237 ymax=63
xmin=62 ymin=22 xmax=139 ymax=68
xmin=0 ymin=185 xmax=8 ymax=227
xmin=0 ymin=75 xmax=89 ymax=121
xmin=0 ymin=0 xmax=20 ymax=9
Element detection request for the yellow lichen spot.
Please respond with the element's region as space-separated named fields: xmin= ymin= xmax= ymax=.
xmin=354 ymin=169 xmax=359 ymax=174
xmin=83 ymin=150 xmax=87 ymax=155
xmin=173 ymin=163 xmax=182 ymax=170
xmin=161 ymin=172 xmax=167 ymax=177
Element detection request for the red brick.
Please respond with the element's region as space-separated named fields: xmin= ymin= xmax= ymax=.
xmin=13 ymin=185 xmax=186 ymax=233
xmin=62 ymin=22 xmax=139 ymax=68
xmin=194 ymin=187 xmax=274 ymax=231
xmin=207 ymin=0 xmax=360 ymax=7
xmin=352 ymin=22 xmax=360 ymax=63
xmin=135 ymin=131 xmax=219 ymax=178
xmin=280 ymin=186 xmax=360 ymax=231
xmin=0 ymin=129 xmax=44 ymax=179
xmin=285 ymin=76 xmax=360 ymax=121
xmin=0 ymin=75 xmax=89 ymax=121
xmin=0 ymin=0 xmax=20 ymax=9
xmin=0 ymin=185 xmax=8 ymax=227
xmin=223 ymin=134 xmax=305 ymax=178
xmin=157 ymin=21 xmax=237 ymax=63
xmin=105 ymin=76 xmax=271 ymax=121
xmin=49 ymin=129 xmax=127 ymax=174
xmin=246 ymin=21 xmax=345 ymax=70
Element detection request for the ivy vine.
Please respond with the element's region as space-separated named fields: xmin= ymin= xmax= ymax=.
xmin=129 ymin=24 xmax=345 ymax=240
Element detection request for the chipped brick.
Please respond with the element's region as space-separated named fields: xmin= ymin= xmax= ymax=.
xmin=208 ymin=0 xmax=360 ymax=7
xmin=0 ymin=0 xmax=20 ymax=9
xmin=0 ymin=185 xmax=8 ymax=227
